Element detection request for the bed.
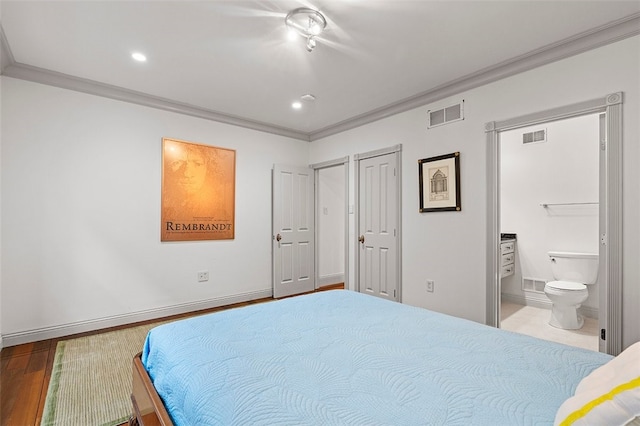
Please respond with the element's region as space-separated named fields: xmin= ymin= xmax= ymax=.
xmin=130 ymin=290 xmax=638 ymax=425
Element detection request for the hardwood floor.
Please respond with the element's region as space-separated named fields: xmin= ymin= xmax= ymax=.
xmin=0 ymin=284 xmax=344 ymax=426
xmin=1 ymin=340 xmax=52 ymax=426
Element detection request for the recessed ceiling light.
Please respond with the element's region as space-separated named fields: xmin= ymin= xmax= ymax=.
xmin=292 ymin=101 xmax=302 ymax=110
xmin=131 ymin=52 xmax=147 ymax=62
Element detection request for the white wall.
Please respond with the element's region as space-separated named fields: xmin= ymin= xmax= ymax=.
xmin=309 ymin=36 xmax=640 ymax=349
xmin=501 ymin=115 xmax=600 ymax=311
xmin=0 ymin=77 xmax=308 ymax=344
xmin=317 ymin=165 xmax=345 ymax=286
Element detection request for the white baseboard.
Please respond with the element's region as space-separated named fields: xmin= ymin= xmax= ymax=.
xmin=579 ymin=305 xmax=599 ymax=319
xmin=317 ymin=273 xmax=345 ymax=287
xmin=501 ymin=293 xmax=599 ymax=319
xmin=1 ymin=289 xmax=273 ymax=348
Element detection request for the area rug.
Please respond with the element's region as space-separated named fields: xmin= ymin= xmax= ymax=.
xmin=40 ymin=320 xmax=170 ymax=426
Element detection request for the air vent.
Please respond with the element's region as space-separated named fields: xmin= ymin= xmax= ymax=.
xmin=522 ymin=278 xmax=546 ymax=293
xmin=522 ymin=129 xmax=547 ymax=144
xmin=427 ymin=100 xmax=464 ymax=129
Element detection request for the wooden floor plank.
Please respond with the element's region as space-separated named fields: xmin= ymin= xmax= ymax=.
xmin=35 ymin=342 xmax=58 ymax=426
xmin=25 ymin=346 xmax=49 ymax=375
xmin=2 ymin=348 xmax=48 ymax=426
xmin=5 ymin=344 xmax=33 ymax=372
xmin=1 ymin=362 xmax=26 ymax=425
xmin=6 ymin=370 xmax=46 ymax=426
xmin=27 ymin=348 xmax=51 ymax=426
xmin=2 ymin=342 xmax=39 ymax=359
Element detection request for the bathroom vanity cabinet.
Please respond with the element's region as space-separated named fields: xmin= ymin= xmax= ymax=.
xmin=500 ymin=239 xmax=516 ymax=277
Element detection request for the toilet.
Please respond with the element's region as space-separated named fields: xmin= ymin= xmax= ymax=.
xmin=544 ymin=251 xmax=598 ymax=330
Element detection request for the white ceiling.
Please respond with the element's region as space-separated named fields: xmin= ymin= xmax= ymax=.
xmin=1 ymin=1 xmax=639 ymax=140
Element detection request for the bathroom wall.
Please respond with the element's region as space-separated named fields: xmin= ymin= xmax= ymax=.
xmin=500 ymin=113 xmax=600 ymax=313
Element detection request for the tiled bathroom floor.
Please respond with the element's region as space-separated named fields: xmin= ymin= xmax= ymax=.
xmin=500 ymin=301 xmax=599 ymax=352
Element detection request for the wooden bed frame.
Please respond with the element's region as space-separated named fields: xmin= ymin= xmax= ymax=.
xmin=129 ymin=352 xmax=174 ymax=426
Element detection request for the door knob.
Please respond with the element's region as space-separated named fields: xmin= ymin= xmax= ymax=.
xmin=359 ymin=235 xmax=365 ymax=244
xmin=276 ymin=233 xmax=282 ymax=242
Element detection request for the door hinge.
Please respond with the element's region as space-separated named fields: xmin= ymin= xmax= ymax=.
xmin=600 ymin=328 xmax=606 ymax=340
xmin=600 ymin=140 xmax=606 ymax=151
xmin=600 ymin=233 xmax=607 ymax=245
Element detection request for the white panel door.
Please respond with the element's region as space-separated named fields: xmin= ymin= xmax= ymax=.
xmin=273 ymin=165 xmax=315 ymax=298
xmin=358 ymin=153 xmax=398 ymax=301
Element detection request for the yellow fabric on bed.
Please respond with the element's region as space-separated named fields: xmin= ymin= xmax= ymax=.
xmin=555 ymin=342 xmax=640 ymax=426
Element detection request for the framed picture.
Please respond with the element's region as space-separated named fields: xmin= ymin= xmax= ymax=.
xmin=161 ymin=138 xmax=236 ymax=241
xmin=418 ymin=151 xmax=461 ymax=212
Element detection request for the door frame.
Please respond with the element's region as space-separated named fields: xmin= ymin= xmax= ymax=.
xmin=311 ymin=156 xmax=350 ymax=290
xmin=354 ymin=144 xmax=403 ymax=300
xmin=485 ymin=92 xmax=623 ymax=355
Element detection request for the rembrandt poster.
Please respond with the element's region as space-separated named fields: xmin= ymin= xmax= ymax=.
xmin=161 ymin=138 xmax=235 ymax=241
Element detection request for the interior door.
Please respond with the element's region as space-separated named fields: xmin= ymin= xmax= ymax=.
xmin=272 ymin=165 xmax=315 ymax=298
xmin=358 ymin=152 xmax=398 ymax=301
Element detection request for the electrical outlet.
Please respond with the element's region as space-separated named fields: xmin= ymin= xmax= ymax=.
xmin=197 ymin=271 xmax=209 ymax=282
xmin=427 ymin=280 xmax=435 ymax=293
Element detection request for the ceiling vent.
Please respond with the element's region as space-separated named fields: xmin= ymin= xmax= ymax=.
xmin=522 ymin=129 xmax=547 ymax=144
xmin=427 ymin=100 xmax=464 ymax=129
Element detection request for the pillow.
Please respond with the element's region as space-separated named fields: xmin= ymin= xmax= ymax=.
xmin=554 ymin=341 xmax=640 ymax=426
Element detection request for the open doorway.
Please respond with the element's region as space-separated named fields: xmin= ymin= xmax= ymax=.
xmin=313 ymin=158 xmax=349 ymax=291
xmin=498 ymin=113 xmax=600 ymax=351
xmin=486 ymin=92 xmax=623 ymax=356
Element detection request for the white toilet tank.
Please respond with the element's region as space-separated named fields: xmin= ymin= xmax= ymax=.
xmin=548 ymin=251 xmax=599 ymax=284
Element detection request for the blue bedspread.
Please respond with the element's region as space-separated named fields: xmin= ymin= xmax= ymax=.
xmin=142 ymin=290 xmax=611 ymax=425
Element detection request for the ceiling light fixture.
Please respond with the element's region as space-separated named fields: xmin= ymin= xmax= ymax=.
xmin=292 ymin=101 xmax=302 ymax=110
xmin=285 ymin=7 xmax=327 ymax=52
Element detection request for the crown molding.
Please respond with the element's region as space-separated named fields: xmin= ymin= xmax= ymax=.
xmin=309 ymin=13 xmax=640 ymax=141
xmin=0 ymin=23 xmax=15 ymax=73
xmin=1 ymin=58 xmax=311 ymax=142
xmin=1 ymin=13 xmax=638 ymax=142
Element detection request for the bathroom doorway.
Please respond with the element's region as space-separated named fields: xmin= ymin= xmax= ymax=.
xmin=485 ymin=92 xmax=624 ymax=356
xmin=498 ymin=113 xmax=600 ymax=351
